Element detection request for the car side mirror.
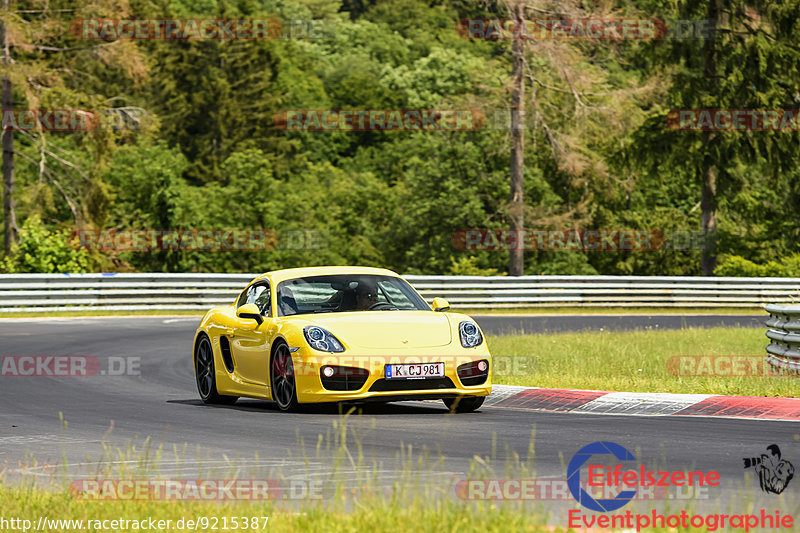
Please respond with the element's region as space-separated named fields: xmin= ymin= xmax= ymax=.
xmin=236 ymin=303 xmax=263 ymax=325
xmin=432 ymin=297 xmax=450 ymax=312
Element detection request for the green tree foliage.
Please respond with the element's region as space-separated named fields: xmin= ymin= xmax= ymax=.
xmin=3 ymin=0 xmax=800 ymax=276
xmin=716 ymin=254 xmax=800 ymax=277
xmin=628 ymin=0 xmax=800 ymax=273
xmin=1 ymin=216 xmax=88 ymax=273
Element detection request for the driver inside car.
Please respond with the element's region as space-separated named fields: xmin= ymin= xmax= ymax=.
xmin=354 ymin=280 xmax=379 ymax=310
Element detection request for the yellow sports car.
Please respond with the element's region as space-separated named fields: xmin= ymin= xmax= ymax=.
xmin=193 ymin=266 xmax=491 ymax=412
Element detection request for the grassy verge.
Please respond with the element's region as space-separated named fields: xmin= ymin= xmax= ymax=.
xmin=487 ymin=327 xmax=797 ymax=397
xmin=462 ymin=306 xmax=765 ymax=315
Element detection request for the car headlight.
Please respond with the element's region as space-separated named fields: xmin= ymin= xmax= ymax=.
xmin=459 ymin=321 xmax=483 ymax=348
xmin=303 ymin=326 xmax=345 ymax=352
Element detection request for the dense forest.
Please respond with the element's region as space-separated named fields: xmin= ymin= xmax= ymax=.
xmin=2 ymin=0 xmax=800 ymax=276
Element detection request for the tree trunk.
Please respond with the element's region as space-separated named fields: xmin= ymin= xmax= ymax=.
xmin=700 ymin=155 xmax=717 ymax=275
xmin=700 ymin=0 xmax=722 ymax=276
xmin=508 ymin=3 xmax=525 ymax=276
xmin=2 ymin=0 xmax=16 ymax=255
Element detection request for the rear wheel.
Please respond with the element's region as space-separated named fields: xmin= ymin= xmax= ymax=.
xmin=443 ymin=396 xmax=484 ymax=413
xmin=195 ymin=334 xmax=238 ymax=405
xmin=271 ymin=343 xmax=299 ymax=412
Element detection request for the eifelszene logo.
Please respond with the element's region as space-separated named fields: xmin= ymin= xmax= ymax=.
xmin=567 ymin=441 xmax=720 ymax=512
xmin=743 ymin=444 xmax=795 ymax=495
xmin=567 ymin=441 xmax=637 ymax=512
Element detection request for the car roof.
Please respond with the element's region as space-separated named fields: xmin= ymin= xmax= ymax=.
xmin=251 ymin=266 xmax=401 ymax=285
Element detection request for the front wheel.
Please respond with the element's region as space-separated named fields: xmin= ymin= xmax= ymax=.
xmin=271 ymin=343 xmax=299 ymax=412
xmin=195 ymin=334 xmax=238 ymax=405
xmin=443 ymin=396 xmax=484 ymax=413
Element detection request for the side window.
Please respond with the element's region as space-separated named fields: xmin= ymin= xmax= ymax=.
xmin=253 ymin=284 xmax=271 ymax=316
xmin=236 ymin=282 xmax=271 ymax=316
xmin=237 ymin=287 xmax=250 ymax=308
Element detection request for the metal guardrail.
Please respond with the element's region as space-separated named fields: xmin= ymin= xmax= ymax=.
xmin=0 ymin=273 xmax=800 ymax=312
xmin=0 ymin=273 xmax=254 ymax=312
xmin=404 ymin=275 xmax=800 ymax=308
xmin=764 ymin=304 xmax=800 ymax=372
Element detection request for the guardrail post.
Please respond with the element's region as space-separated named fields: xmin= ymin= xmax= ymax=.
xmin=764 ymin=304 xmax=800 ymax=373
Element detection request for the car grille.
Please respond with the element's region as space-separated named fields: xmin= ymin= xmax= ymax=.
xmin=368 ymin=377 xmax=456 ymax=392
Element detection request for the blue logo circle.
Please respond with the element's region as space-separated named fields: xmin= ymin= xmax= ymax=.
xmin=567 ymin=441 xmax=637 ymax=512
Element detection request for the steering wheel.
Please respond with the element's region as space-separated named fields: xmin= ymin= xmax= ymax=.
xmin=367 ymin=301 xmax=394 ymax=310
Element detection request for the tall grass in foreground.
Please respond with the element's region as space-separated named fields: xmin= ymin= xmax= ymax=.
xmin=2 ymin=410 xmax=786 ymax=533
xmin=0 ymin=411 xmax=554 ymax=533
xmin=0 ymin=484 xmax=556 ymax=533
xmin=487 ymin=327 xmax=798 ymax=396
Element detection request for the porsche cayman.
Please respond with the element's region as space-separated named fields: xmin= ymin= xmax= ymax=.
xmin=193 ymin=266 xmax=491 ymax=412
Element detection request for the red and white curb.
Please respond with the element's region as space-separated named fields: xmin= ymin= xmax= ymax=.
xmin=486 ymin=385 xmax=800 ymax=421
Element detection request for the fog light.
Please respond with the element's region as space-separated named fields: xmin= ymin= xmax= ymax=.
xmin=477 ymin=360 xmax=488 ymax=372
xmin=322 ymin=366 xmax=335 ymax=377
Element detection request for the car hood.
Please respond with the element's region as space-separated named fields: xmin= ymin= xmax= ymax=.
xmin=304 ymin=311 xmax=452 ymax=349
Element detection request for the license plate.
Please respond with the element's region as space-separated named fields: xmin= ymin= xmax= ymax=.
xmin=385 ymin=362 xmax=445 ymax=379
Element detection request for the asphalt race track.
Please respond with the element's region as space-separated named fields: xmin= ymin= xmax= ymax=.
xmin=1 ymin=316 xmax=797 ymax=521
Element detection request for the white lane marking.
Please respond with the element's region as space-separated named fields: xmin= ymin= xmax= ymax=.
xmin=0 ymin=317 xmax=105 ymax=323
xmin=571 ymin=392 xmax=714 ymax=416
xmin=0 ymin=315 xmax=201 ymax=322
xmin=163 ymin=318 xmax=201 ymax=324
xmin=12 ymin=458 xmax=312 ymax=477
xmin=0 ymin=434 xmax=94 ymax=444
xmin=18 ymin=458 xmax=306 ymax=469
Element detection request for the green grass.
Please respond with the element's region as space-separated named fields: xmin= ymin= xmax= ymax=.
xmin=461 ymin=306 xmax=765 ymax=315
xmin=486 ymin=327 xmax=798 ymax=397
xmin=0 ymin=484 xmax=556 ymax=533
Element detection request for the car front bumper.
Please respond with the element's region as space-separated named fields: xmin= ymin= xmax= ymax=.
xmin=289 ymin=348 xmax=492 ymax=403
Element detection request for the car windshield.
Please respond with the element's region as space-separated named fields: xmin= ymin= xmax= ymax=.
xmin=276 ymin=274 xmax=429 ymax=317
